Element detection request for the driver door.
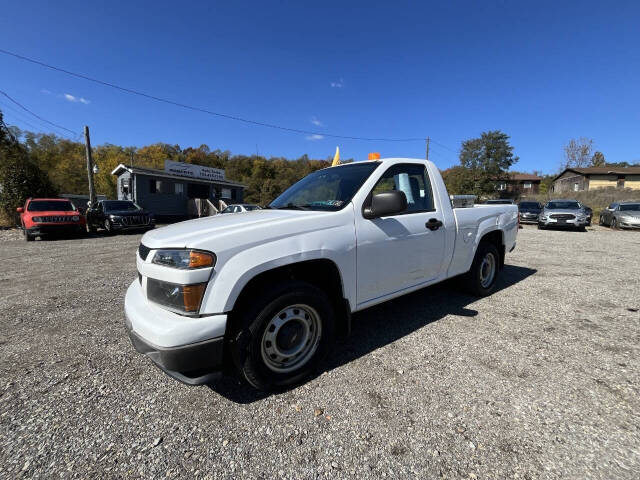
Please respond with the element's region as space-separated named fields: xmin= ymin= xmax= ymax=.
xmin=355 ymin=163 xmax=446 ymax=305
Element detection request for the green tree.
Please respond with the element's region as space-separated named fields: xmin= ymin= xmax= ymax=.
xmin=458 ymin=130 xmax=519 ymax=197
xmin=591 ymin=151 xmax=605 ymax=167
xmin=0 ymin=112 xmax=57 ymax=225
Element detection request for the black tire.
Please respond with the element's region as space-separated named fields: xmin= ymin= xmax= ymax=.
xmin=24 ymin=228 xmax=34 ymax=242
xmin=87 ymin=223 xmax=97 ymax=234
xmin=599 ymin=216 xmax=604 ymax=226
xmin=464 ymin=242 xmax=500 ymax=297
xmin=611 ymin=218 xmax=617 ymax=230
xmin=537 ymin=223 xmax=544 ymax=230
xmin=230 ymin=280 xmax=336 ymax=391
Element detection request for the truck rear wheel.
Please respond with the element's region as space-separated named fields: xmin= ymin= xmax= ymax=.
xmin=230 ymin=280 xmax=336 ymax=391
xmin=464 ymin=242 xmax=500 ymax=297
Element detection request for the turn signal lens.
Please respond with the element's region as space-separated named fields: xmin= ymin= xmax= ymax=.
xmin=183 ymin=284 xmax=206 ymax=312
xmin=189 ymin=251 xmax=214 ymax=268
xmin=152 ymin=249 xmax=216 ymax=269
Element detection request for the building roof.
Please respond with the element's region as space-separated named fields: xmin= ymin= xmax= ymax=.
xmin=509 ymin=173 xmax=542 ymax=181
xmin=553 ymin=166 xmax=640 ymax=182
xmin=111 ymin=164 xmax=246 ymax=188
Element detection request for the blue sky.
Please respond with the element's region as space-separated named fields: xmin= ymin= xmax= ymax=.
xmin=1 ymin=0 xmax=639 ymax=173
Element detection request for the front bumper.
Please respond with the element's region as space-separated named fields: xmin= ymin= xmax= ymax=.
xmin=27 ymin=224 xmax=84 ymax=236
xmin=618 ymin=221 xmax=640 ymax=229
xmin=538 ymin=218 xmax=587 ymax=228
xmin=125 ymin=317 xmax=224 ymax=385
xmin=124 ymin=279 xmax=227 ymax=385
xmin=519 ymin=215 xmax=539 ymax=224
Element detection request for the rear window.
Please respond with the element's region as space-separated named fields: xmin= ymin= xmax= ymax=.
xmin=27 ymin=201 xmax=75 ymax=212
xmin=519 ymin=202 xmax=541 ymax=208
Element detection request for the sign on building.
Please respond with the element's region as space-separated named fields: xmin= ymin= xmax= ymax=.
xmin=164 ymin=160 xmax=225 ymax=181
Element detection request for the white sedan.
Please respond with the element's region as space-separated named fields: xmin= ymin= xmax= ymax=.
xmin=219 ymin=204 xmax=262 ymax=214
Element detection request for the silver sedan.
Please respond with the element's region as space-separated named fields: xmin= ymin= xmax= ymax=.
xmin=599 ymin=202 xmax=640 ymax=229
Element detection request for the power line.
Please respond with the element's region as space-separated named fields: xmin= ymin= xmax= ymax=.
xmin=0 ymin=98 xmax=77 ymax=139
xmin=0 ymin=90 xmax=78 ymax=137
xmin=0 ymin=48 xmax=427 ymax=143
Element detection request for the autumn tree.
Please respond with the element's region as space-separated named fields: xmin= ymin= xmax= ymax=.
xmin=562 ymin=137 xmax=593 ymax=169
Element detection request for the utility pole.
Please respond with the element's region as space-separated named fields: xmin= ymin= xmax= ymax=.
xmin=426 ymin=136 xmax=430 ymax=161
xmin=84 ymin=126 xmax=96 ymax=206
xmin=130 ymin=149 xmax=135 ymax=167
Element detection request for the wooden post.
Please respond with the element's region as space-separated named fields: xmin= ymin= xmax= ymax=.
xmin=84 ymin=126 xmax=96 ymax=206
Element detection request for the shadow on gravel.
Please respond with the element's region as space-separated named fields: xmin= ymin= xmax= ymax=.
xmin=207 ymin=264 xmax=537 ymax=403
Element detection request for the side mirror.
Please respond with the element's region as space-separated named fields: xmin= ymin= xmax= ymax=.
xmin=363 ymin=191 xmax=408 ymax=219
xmin=16 ymin=207 xmax=24 ymax=213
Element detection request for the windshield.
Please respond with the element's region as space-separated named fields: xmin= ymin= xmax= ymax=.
xmin=269 ymin=162 xmax=380 ymax=211
xmin=28 ymin=200 xmax=75 ymax=212
xmin=519 ymin=202 xmax=541 ymax=209
xmin=546 ymin=201 xmax=580 ymax=209
xmin=103 ymin=201 xmax=141 ymax=212
xmin=619 ymin=204 xmax=640 ymax=211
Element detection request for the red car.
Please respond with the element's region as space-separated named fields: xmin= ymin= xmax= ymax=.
xmin=17 ymin=198 xmax=86 ymax=241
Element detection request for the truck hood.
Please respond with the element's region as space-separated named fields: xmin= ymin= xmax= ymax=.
xmin=140 ymin=208 xmax=345 ymax=251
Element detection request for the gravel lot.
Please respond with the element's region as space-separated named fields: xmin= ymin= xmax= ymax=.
xmin=1 ymin=225 xmax=639 ymax=479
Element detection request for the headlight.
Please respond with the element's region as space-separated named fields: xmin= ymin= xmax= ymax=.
xmin=540 ymin=215 xmax=547 ymax=220
xmin=109 ymin=214 xmax=118 ymax=220
xmin=32 ymin=216 xmax=42 ymax=222
xmin=152 ymin=249 xmax=215 ymax=269
xmin=147 ymin=278 xmax=206 ymax=315
xmin=72 ymin=215 xmax=80 ymax=221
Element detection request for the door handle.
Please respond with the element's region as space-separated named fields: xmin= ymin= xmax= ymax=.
xmin=425 ymin=218 xmax=443 ymax=231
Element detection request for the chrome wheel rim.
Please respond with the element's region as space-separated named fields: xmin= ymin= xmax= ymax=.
xmin=261 ymin=304 xmax=321 ymax=373
xmin=479 ymin=252 xmax=496 ymax=288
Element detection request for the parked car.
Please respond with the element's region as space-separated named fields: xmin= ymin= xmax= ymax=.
xmin=17 ymin=198 xmax=86 ymax=241
xmin=581 ymin=205 xmax=593 ymax=226
xmin=485 ymin=199 xmax=515 ymax=205
xmin=219 ymin=204 xmax=262 ymax=214
xmin=599 ymin=202 xmax=640 ymax=229
xmin=86 ymin=200 xmax=155 ymax=234
xmin=125 ymin=158 xmax=518 ymax=390
xmin=538 ymin=199 xmax=589 ymax=230
xmin=517 ymin=201 xmax=542 ymax=224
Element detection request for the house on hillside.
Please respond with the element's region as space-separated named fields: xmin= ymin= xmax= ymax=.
xmin=552 ymin=167 xmax=640 ymax=193
xmin=495 ymin=173 xmax=542 ymax=198
xmin=111 ymin=160 xmax=246 ymax=221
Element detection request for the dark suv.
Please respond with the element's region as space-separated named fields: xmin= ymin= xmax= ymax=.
xmin=517 ymin=201 xmax=542 ymax=224
xmin=86 ymin=200 xmax=155 ymax=234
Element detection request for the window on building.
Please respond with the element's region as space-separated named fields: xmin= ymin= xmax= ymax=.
xmin=231 ymin=189 xmax=237 ymax=200
xmin=222 ymin=188 xmax=232 ymax=198
xmin=150 ymin=179 xmax=163 ymax=193
xmin=497 ymin=182 xmax=507 ymax=191
xmin=523 ymin=182 xmax=532 ymax=189
xmin=175 ymin=183 xmax=184 ymax=195
xmin=573 ymin=182 xmax=579 ymax=191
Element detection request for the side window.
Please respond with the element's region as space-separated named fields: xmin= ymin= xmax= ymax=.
xmin=371 ymin=164 xmax=434 ymax=213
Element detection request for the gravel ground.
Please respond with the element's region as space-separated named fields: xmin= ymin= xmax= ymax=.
xmin=1 ymin=225 xmax=639 ymax=479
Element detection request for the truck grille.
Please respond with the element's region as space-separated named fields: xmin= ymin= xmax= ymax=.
xmin=122 ymin=215 xmax=149 ymax=226
xmin=550 ymin=214 xmax=575 ymax=220
xmin=39 ymin=216 xmax=70 ymax=223
xmin=138 ymin=243 xmax=151 ymax=261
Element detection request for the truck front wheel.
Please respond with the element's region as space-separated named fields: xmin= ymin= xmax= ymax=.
xmin=231 ymin=280 xmax=336 ymax=391
xmin=464 ymin=242 xmax=500 ymax=297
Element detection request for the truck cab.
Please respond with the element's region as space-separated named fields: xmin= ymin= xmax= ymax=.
xmin=125 ymin=158 xmax=518 ymax=390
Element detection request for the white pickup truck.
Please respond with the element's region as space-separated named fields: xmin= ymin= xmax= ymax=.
xmin=125 ymin=158 xmax=518 ymax=390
